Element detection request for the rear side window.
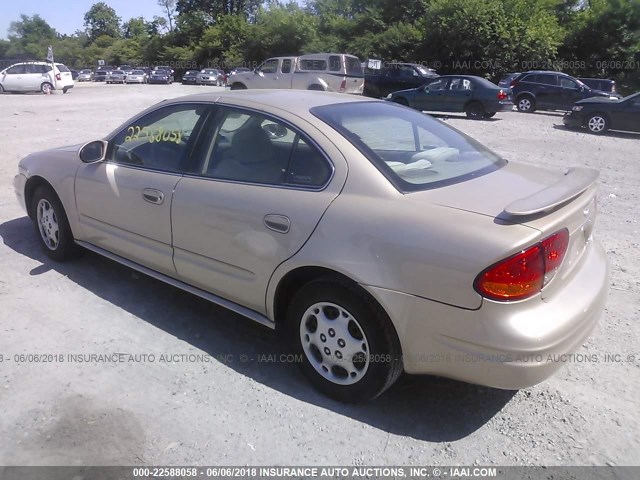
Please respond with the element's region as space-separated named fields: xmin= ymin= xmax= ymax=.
xmin=311 ymin=102 xmax=505 ymax=192
xmin=281 ymin=59 xmax=292 ymax=73
xmin=328 ymin=56 xmax=341 ymax=72
xmin=536 ymin=74 xmax=557 ymax=85
xmin=300 ymin=59 xmax=327 ymax=71
xmin=56 ymin=64 xmax=70 ymax=72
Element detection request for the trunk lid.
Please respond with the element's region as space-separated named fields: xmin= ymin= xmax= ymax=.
xmin=415 ymin=162 xmax=599 ymax=300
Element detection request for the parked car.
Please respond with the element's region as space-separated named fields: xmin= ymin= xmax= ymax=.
xmin=119 ymin=65 xmax=135 ymax=75
xmin=563 ymin=91 xmax=640 ymax=134
xmin=228 ymin=53 xmax=364 ymax=94
xmin=148 ymin=69 xmax=173 ymax=84
xmin=387 ymin=75 xmax=513 ymax=119
xmin=510 ymin=71 xmax=621 ymax=113
xmin=199 ymin=69 xmax=224 ymax=86
xmin=94 ymin=69 xmax=112 ymax=82
xmin=153 ymin=65 xmax=175 ymax=75
xmin=76 ymin=69 xmax=94 ymax=82
xmin=364 ymin=62 xmax=438 ymax=98
xmin=498 ymin=72 xmax=520 ymax=88
xmin=0 ymin=61 xmax=74 ymax=94
xmin=578 ymin=77 xmax=617 ymax=95
xmin=13 ymin=91 xmax=608 ymax=402
xmin=106 ymin=70 xmax=127 ymax=84
xmin=125 ymin=70 xmax=147 ymax=84
xmin=182 ymin=70 xmax=202 ymax=85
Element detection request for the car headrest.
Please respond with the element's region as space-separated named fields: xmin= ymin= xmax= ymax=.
xmin=231 ymin=126 xmax=273 ymax=164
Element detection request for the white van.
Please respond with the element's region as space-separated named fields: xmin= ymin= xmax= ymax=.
xmin=0 ymin=62 xmax=74 ymax=94
xmin=228 ymin=53 xmax=364 ymax=94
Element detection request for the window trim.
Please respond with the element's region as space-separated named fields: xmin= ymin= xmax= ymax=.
xmin=183 ymin=104 xmax=336 ymax=192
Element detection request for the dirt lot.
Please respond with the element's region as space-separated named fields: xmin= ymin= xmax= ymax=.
xmin=0 ymin=83 xmax=638 ymax=466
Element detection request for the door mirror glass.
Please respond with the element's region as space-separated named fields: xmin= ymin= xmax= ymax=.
xmin=262 ymin=122 xmax=288 ymax=138
xmin=79 ymin=140 xmax=108 ymax=163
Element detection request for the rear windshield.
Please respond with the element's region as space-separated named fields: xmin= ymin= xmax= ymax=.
xmin=55 ymin=64 xmax=70 ymax=72
xmin=311 ymin=102 xmax=505 ymax=192
xmin=132 ymin=70 xmax=144 ymax=74
xmin=345 ymin=56 xmax=363 ymax=77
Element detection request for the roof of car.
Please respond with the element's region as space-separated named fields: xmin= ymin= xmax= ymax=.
xmin=164 ymin=90 xmax=371 ymax=112
xmin=521 ymin=70 xmax=573 ymax=76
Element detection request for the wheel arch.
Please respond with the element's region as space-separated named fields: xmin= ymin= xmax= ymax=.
xmin=24 ymin=176 xmax=59 ymax=220
xmin=271 ymin=266 xmax=401 ymax=347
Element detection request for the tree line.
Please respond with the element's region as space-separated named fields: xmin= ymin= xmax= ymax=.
xmin=1 ymin=0 xmax=638 ymax=92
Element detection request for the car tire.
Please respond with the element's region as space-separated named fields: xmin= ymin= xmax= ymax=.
xmin=586 ymin=113 xmax=609 ymax=134
xmin=30 ymin=185 xmax=78 ymax=261
xmin=517 ymin=95 xmax=536 ymax=113
xmin=465 ymin=102 xmax=485 ymax=120
xmin=230 ymin=83 xmax=247 ymax=90
xmin=286 ymin=278 xmax=403 ymax=402
xmin=63 ymin=87 xmax=69 ymax=94
xmin=307 ymin=85 xmax=325 ymax=91
xmin=41 ymin=82 xmax=53 ymax=94
xmin=393 ymin=97 xmax=409 ymax=107
xmin=483 ymin=112 xmax=496 ymax=118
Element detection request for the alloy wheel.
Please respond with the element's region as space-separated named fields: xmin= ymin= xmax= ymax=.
xmin=37 ymin=199 xmax=59 ymax=250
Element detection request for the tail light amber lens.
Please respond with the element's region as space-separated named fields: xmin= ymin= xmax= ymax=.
xmin=474 ymin=229 xmax=569 ymax=301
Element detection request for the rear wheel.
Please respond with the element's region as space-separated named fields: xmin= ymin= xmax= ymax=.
xmin=465 ymin=102 xmax=485 ymax=120
xmin=0 ymin=84 xmax=5 ymax=93
xmin=517 ymin=95 xmax=536 ymax=113
xmin=41 ymin=82 xmax=53 ymax=94
xmin=586 ymin=113 xmax=609 ymax=134
xmin=287 ymin=279 xmax=403 ymax=402
xmin=483 ymin=112 xmax=496 ymax=118
xmin=30 ymin=186 xmax=78 ymax=261
xmin=307 ymin=84 xmax=325 ymax=91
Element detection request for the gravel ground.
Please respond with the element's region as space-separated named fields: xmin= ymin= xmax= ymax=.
xmin=0 ymin=83 xmax=638 ymax=466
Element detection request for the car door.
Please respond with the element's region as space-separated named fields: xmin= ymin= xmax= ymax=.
xmin=412 ymin=77 xmax=449 ymax=112
xmin=532 ymin=74 xmax=559 ymax=108
xmin=1 ymin=64 xmax=26 ymax=91
xmin=558 ymin=76 xmax=584 ymax=110
xmin=253 ymin=58 xmax=281 ymax=88
xmin=74 ymin=103 xmax=212 ymax=276
xmin=443 ymin=77 xmax=474 ymax=112
xmin=615 ymin=97 xmax=640 ymax=132
xmin=171 ymin=106 xmax=346 ymax=314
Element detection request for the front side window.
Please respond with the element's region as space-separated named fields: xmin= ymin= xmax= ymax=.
xmin=559 ymin=77 xmax=578 ymax=89
xmin=194 ymin=107 xmax=331 ymax=188
xmin=426 ymin=78 xmax=447 ymax=91
xmin=6 ymin=65 xmax=25 ymax=74
xmin=108 ymin=104 xmax=208 ymax=173
xmin=311 ymin=102 xmax=505 ymax=192
xmin=259 ymin=59 xmax=278 ymax=74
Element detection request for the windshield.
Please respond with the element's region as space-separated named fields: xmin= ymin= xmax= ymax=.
xmin=311 ymin=101 xmax=505 ymax=192
xmin=416 ymin=66 xmax=435 ymax=76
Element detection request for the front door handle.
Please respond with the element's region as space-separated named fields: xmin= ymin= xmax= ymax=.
xmin=264 ymin=214 xmax=290 ymax=234
xmin=142 ymin=188 xmax=164 ymax=205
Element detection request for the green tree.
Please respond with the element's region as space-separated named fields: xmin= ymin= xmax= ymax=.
xmin=6 ymin=14 xmax=57 ymax=59
xmin=84 ymin=2 xmax=121 ymax=40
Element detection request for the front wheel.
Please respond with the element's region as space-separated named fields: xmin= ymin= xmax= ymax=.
xmin=230 ymin=82 xmax=247 ymax=90
xmin=586 ymin=113 xmax=609 ymax=134
xmin=483 ymin=112 xmax=496 ymax=118
xmin=30 ymin=186 xmax=78 ymax=261
xmin=287 ymin=279 xmax=403 ymax=402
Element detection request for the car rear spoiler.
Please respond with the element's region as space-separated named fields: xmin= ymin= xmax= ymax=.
xmin=504 ymin=167 xmax=599 ymax=216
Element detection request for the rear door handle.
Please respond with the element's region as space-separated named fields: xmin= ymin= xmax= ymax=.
xmin=142 ymin=188 xmax=164 ymax=205
xmin=264 ymin=214 xmax=290 ymax=234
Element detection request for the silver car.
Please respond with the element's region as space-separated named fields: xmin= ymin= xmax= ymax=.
xmin=126 ymin=70 xmax=147 ymax=84
xmin=13 ymin=91 xmax=609 ymax=402
xmin=106 ymin=70 xmax=126 ymax=84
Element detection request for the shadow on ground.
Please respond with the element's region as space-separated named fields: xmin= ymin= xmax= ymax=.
xmin=0 ymin=216 xmax=516 ymax=442
xmin=552 ymin=124 xmax=640 ymax=139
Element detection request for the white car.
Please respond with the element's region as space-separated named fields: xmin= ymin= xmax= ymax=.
xmin=0 ymin=61 xmax=74 ymax=94
xmin=125 ymin=70 xmax=147 ymax=84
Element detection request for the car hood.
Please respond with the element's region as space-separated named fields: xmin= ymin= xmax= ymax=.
xmin=576 ymin=96 xmax=620 ymax=105
xmin=408 ymin=162 xmax=598 ymax=225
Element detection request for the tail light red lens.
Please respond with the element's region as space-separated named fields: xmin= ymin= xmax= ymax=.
xmin=510 ymin=80 xmax=518 ymax=88
xmin=497 ymin=90 xmax=508 ymax=100
xmin=339 ymin=79 xmax=346 ymax=93
xmin=474 ymin=229 xmax=569 ymax=301
xmin=56 ymin=73 xmax=61 ymax=81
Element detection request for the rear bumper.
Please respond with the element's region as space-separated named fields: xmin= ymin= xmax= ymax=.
xmin=364 ymin=240 xmax=609 ymax=389
xmin=487 ymin=100 xmax=513 ymax=112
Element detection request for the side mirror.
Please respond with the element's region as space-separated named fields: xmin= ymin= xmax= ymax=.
xmin=262 ymin=123 xmax=288 ymax=139
xmin=79 ymin=140 xmax=108 ymax=164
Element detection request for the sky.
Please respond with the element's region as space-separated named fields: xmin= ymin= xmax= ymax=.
xmin=1 ymin=0 xmax=168 ymax=39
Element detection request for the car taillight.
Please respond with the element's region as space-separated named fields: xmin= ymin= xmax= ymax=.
xmin=510 ymin=80 xmax=518 ymax=88
xmin=474 ymin=229 xmax=569 ymax=301
xmin=339 ymin=79 xmax=346 ymax=93
xmin=56 ymin=73 xmax=61 ymax=81
xmin=497 ymin=90 xmax=508 ymax=100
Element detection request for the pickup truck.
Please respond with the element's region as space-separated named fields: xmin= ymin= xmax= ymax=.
xmin=364 ymin=62 xmax=439 ymax=98
xmin=227 ymin=53 xmax=364 ymax=94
